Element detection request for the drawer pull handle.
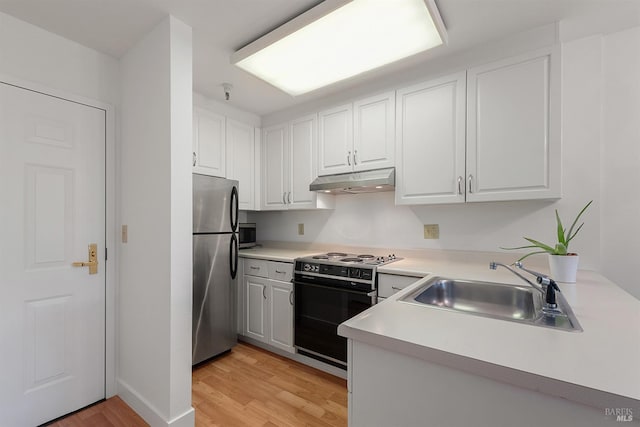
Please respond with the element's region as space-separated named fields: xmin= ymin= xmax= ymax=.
xmin=250 ymin=266 xmax=260 ymax=270
xmin=275 ymin=270 xmax=286 ymax=274
xmin=391 ymin=286 xmax=402 ymax=291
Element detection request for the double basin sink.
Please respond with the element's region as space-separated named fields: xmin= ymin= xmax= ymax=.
xmin=400 ymin=276 xmax=582 ymax=332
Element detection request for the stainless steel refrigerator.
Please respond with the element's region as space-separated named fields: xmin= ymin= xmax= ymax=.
xmin=192 ymin=173 xmax=239 ymax=365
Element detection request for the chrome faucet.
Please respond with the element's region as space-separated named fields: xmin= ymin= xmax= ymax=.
xmin=489 ymin=261 xmax=561 ymax=313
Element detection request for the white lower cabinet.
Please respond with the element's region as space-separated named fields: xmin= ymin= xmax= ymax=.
xmin=242 ymin=259 xmax=295 ymax=353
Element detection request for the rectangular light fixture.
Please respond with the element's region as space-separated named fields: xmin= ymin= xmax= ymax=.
xmin=231 ymin=0 xmax=447 ymax=96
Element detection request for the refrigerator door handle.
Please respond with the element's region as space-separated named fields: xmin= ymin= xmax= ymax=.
xmin=230 ymin=186 xmax=239 ymax=232
xmin=230 ymin=233 xmax=238 ymax=279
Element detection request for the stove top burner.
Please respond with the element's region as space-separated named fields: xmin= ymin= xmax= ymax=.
xmin=312 ymin=255 xmax=329 ymax=259
xmin=341 ymin=257 xmax=363 ymax=263
xmin=326 ymin=252 xmax=348 ymax=257
xmin=357 ymin=254 xmax=375 ymax=259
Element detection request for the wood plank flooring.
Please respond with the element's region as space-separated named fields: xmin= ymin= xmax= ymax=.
xmin=50 ymin=342 xmax=348 ymax=427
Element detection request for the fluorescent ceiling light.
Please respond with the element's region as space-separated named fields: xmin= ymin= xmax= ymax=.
xmin=232 ymin=0 xmax=447 ymax=96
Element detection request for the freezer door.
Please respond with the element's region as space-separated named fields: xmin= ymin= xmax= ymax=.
xmin=192 ymin=233 xmax=237 ymax=364
xmin=193 ymin=174 xmax=239 ymax=233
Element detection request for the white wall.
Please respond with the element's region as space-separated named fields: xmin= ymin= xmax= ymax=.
xmin=118 ymin=15 xmax=194 ymax=427
xmin=250 ymin=33 xmax=603 ymax=271
xmin=601 ymin=27 xmax=640 ymax=300
xmin=0 ymin=11 xmax=119 ymax=106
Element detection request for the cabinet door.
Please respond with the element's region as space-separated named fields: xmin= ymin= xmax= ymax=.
xmin=289 ymin=114 xmax=317 ymax=209
xmin=227 ymin=119 xmax=255 ymax=210
xmin=353 ymin=91 xmax=395 ymax=172
xmin=268 ymin=280 xmax=294 ymax=353
xmin=244 ymin=276 xmax=268 ymax=342
xmin=193 ymin=107 xmax=226 ymax=177
xmin=318 ymin=103 xmax=353 ymax=176
xmin=262 ymin=124 xmax=288 ymax=210
xmin=466 ymin=48 xmax=560 ymax=202
xmin=395 ymin=72 xmax=466 ymax=205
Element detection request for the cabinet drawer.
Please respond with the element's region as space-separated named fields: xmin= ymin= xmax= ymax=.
xmin=378 ymin=273 xmax=423 ymax=298
xmin=268 ymin=262 xmax=293 ymax=282
xmin=244 ymin=258 xmax=268 ymax=278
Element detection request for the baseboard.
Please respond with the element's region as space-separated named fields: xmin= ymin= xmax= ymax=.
xmin=117 ymin=379 xmax=195 ymax=427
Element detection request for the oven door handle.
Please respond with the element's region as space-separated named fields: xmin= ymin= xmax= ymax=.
xmin=294 ymin=280 xmax=377 ymax=305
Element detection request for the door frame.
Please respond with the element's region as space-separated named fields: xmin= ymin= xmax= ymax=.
xmin=0 ymin=73 xmax=117 ymax=398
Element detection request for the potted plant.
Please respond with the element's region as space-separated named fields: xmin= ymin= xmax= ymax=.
xmin=502 ymin=201 xmax=592 ymax=283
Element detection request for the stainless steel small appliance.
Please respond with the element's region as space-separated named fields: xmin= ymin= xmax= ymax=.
xmin=293 ymin=252 xmax=401 ymax=369
xmin=238 ymin=223 xmax=257 ymax=249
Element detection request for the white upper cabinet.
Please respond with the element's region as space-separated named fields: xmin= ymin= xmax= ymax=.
xmin=395 ymin=73 xmax=466 ymax=205
xmin=262 ymin=124 xmax=288 ymax=210
xmin=318 ymin=92 xmax=395 ymax=176
xmin=353 ymin=91 xmax=395 ymax=172
xmin=318 ymin=104 xmax=353 ymax=176
xmin=262 ymin=115 xmax=334 ymax=211
xmin=193 ymin=107 xmax=226 ymax=177
xmin=226 ymin=118 xmax=255 ymax=210
xmin=395 ymin=47 xmax=560 ymax=205
xmin=466 ymin=47 xmax=560 ymax=202
xmin=288 ymin=114 xmax=318 ymax=209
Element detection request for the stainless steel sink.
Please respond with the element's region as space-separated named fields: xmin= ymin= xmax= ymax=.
xmin=399 ymin=277 xmax=583 ymax=332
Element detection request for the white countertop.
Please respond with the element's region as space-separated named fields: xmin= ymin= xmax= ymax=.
xmin=340 ymin=256 xmax=640 ymax=406
xmin=238 ymin=245 xmax=640 ymax=405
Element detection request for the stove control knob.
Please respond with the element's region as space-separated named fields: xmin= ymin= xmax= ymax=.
xmin=303 ymin=263 xmax=311 ymax=272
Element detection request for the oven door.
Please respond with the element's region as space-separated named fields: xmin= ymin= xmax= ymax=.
xmin=294 ymin=280 xmax=374 ymax=367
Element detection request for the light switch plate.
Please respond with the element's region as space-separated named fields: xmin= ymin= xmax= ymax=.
xmin=298 ymin=223 xmax=304 ymax=235
xmin=423 ymin=224 xmax=439 ymax=239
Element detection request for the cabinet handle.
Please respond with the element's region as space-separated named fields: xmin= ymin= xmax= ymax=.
xmin=353 ymin=150 xmax=358 ymax=165
xmin=263 ymin=286 xmax=267 ymax=300
xmin=468 ymin=174 xmax=474 ymax=194
xmin=289 ymin=290 xmax=294 ymax=305
xmin=250 ymin=266 xmax=260 ymax=270
xmin=192 ymin=152 xmax=197 ymax=167
xmin=282 ymin=192 xmax=286 ymax=204
xmin=347 ymin=151 xmax=351 ymax=166
xmin=287 ymin=192 xmax=291 ymax=204
xmin=391 ymin=286 xmax=403 ymax=291
xmin=457 ymin=176 xmax=463 ymax=195
xmin=275 ymin=270 xmax=286 ymax=274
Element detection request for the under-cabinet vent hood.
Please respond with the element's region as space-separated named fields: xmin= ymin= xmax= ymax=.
xmin=309 ymin=168 xmax=395 ymax=194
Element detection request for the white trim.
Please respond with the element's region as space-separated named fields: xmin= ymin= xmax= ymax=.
xmin=117 ymin=379 xmax=196 ymax=427
xmin=0 ymin=73 xmax=118 ymax=398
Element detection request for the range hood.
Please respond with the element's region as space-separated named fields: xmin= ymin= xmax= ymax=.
xmin=309 ymin=168 xmax=395 ymax=194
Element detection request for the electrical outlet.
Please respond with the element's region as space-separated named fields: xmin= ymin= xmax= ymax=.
xmin=122 ymin=225 xmax=128 ymax=243
xmin=298 ymin=223 xmax=304 ymax=235
xmin=423 ymin=224 xmax=439 ymax=239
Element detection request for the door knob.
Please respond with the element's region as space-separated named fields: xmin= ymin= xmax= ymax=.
xmin=72 ymin=243 xmax=98 ymax=274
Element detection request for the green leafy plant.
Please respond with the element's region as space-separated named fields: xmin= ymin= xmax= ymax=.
xmin=502 ymin=201 xmax=593 ymax=261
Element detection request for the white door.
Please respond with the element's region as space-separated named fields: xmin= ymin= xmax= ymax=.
xmin=289 ymin=114 xmax=317 ymax=209
xmin=226 ymin=119 xmax=255 ymax=210
xmin=261 ymin=124 xmax=288 ymax=210
xmin=395 ymin=72 xmax=467 ymax=205
xmin=318 ymin=103 xmax=353 ymax=176
xmin=466 ymin=48 xmax=560 ymax=202
xmin=353 ymin=91 xmax=395 ymax=172
xmin=244 ymin=276 xmax=268 ymax=342
xmin=0 ymin=83 xmax=106 ymax=426
xmin=268 ymin=279 xmax=294 ymax=353
xmin=193 ymin=107 xmax=226 ymax=177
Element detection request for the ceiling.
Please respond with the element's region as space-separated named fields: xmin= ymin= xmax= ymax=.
xmin=1 ymin=0 xmax=639 ymax=116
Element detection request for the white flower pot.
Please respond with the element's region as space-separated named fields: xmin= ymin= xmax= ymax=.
xmin=548 ymin=254 xmax=579 ymax=283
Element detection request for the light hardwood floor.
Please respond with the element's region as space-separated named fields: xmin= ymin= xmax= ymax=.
xmin=50 ymin=342 xmax=348 ymax=427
